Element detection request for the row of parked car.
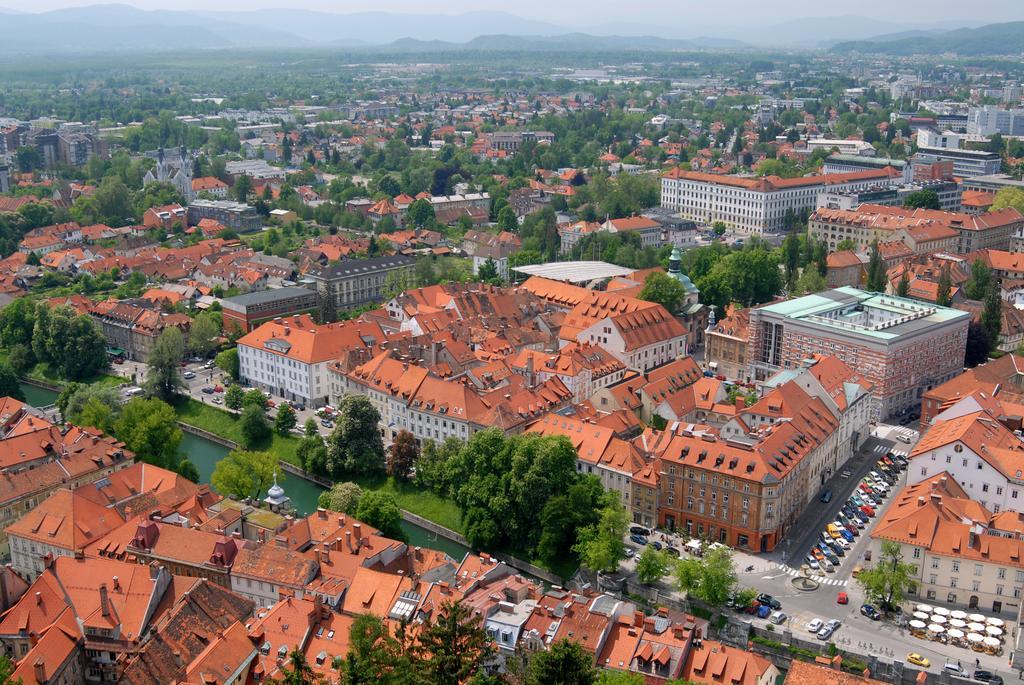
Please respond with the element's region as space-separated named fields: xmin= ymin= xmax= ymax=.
xmin=806 ymin=454 xmax=907 ymax=573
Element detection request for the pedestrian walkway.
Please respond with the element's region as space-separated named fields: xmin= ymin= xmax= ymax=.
xmin=772 ymin=562 xmax=848 ymax=586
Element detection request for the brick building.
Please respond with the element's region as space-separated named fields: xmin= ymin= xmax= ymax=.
xmin=747 ymin=288 xmax=970 ymax=419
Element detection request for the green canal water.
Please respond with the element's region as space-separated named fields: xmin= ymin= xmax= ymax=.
xmin=20 ymin=383 xmax=470 ymax=560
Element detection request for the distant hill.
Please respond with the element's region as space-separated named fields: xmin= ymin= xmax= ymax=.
xmin=832 ymin=21 xmax=1024 ymax=55
xmin=390 ymin=33 xmax=750 ymax=53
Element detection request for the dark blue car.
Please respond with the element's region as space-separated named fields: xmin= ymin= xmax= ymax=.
xmin=629 ymin=534 xmax=648 ymax=546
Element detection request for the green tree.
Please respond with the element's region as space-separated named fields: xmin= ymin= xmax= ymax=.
xmin=527 ymin=639 xmax=595 ymax=685
xmin=145 ymin=327 xmax=185 ymax=400
xmin=712 ymin=221 xmax=727 ymax=236
xmin=856 ymin=540 xmax=917 ymax=611
xmin=968 ymin=321 xmax=992 ymax=367
xmin=234 ymin=174 xmax=252 ymax=203
xmin=865 ymin=240 xmax=886 ymax=292
xmin=992 ymin=187 xmax=1024 ymax=214
xmin=336 ymin=614 xmax=411 ymax=685
xmin=239 ymin=404 xmax=271 ymax=448
xmin=215 ymin=347 xmax=240 ymax=380
xmin=982 ymin=280 xmax=1003 ymax=348
xmin=244 ymin=388 xmax=268 ymax=409
xmin=794 ymin=267 xmax=827 ymax=295
xmin=387 ymin=429 xmax=418 ymax=480
xmin=354 ymin=490 xmax=406 ymax=541
xmin=477 ymin=258 xmax=500 ymax=284
xmin=965 ymin=259 xmax=992 ymax=300
xmin=275 ymin=402 xmax=298 ymax=436
xmin=639 ymin=272 xmax=686 ymax=313
xmin=573 ymin=497 xmax=629 ymax=573
xmin=936 ymin=265 xmax=952 ymax=306
xmin=0 ymin=362 xmax=24 ymax=402
xmin=635 ymin=546 xmax=671 ymax=585
xmin=497 ymin=206 xmax=519 ymax=233
xmin=673 ymin=543 xmax=737 ymax=607
xmin=326 ymin=394 xmax=386 ymax=477
xmin=0 ymin=297 xmax=37 ymax=349
xmin=406 ymin=198 xmax=436 ymax=228
xmin=835 ymin=238 xmax=856 ymax=251
xmin=7 ymin=343 xmax=33 ymax=374
xmin=188 ymin=311 xmax=222 ymax=358
xmin=177 ymin=459 xmax=200 ymax=483
xmin=896 ymin=270 xmax=910 ymax=297
xmin=596 ymin=673 xmax=644 ymax=685
xmin=318 ymin=481 xmax=363 ymax=514
xmin=77 ymin=396 xmax=117 ymax=434
xmin=903 ymin=188 xmax=941 ymax=210
xmin=224 ymin=384 xmax=246 ymax=411
xmin=277 ymin=647 xmax=320 ymax=685
xmin=413 ymin=600 xmax=494 ymax=685
xmin=114 ymin=397 xmax=183 ymax=469
xmin=211 ymin=449 xmax=280 ymax=500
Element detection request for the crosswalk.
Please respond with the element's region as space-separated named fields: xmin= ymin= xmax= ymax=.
xmin=870 ymin=444 xmax=910 ymax=458
xmin=773 ymin=562 xmax=848 ymax=586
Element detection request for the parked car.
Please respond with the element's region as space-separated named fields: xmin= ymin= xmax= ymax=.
xmin=817 ymin=620 xmax=840 ymax=640
xmin=650 ymin=541 xmax=663 ymax=551
xmin=623 ymin=546 xmax=636 ymax=558
xmin=756 ymin=604 xmax=771 ymax=619
xmin=819 ymin=489 xmax=833 ymax=503
xmin=860 ymin=604 xmax=881 ymax=620
xmin=805 ymin=618 xmax=823 ymax=633
xmin=664 ymin=547 xmax=680 ymax=558
xmin=973 ymin=670 xmax=1003 ymax=683
xmin=201 ymin=386 xmax=214 ymax=394
xmin=211 ymin=396 xmax=223 ymax=405
xmin=756 ymin=593 xmax=781 ymax=610
xmin=805 ymin=555 xmax=819 ymax=570
xmin=321 ymin=419 xmax=333 ymax=429
xmin=629 ymin=534 xmax=648 ymax=546
xmin=906 ymin=653 xmax=929 ymax=667
xmin=836 ymin=592 xmax=848 ymax=604
xmin=769 ymin=611 xmax=787 ymax=625
xmin=183 ymin=371 xmax=196 ymax=379
xmin=630 ymin=526 xmax=651 ymax=536
xmin=942 ymin=662 xmax=967 ymax=676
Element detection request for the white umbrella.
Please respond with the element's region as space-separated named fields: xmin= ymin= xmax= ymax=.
xmin=969 ymin=613 xmax=986 ymax=623
xmin=909 ymin=619 xmax=927 ymax=629
xmin=949 ymin=619 xmax=967 ymax=629
xmin=913 ymin=611 xmax=930 ymax=620
xmin=986 ymin=617 xmax=1005 ymax=627
xmin=951 ymin=610 xmax=968 ymax=620
xmin=984 ymin=636 xmax=1001 ymax=648
xmin=968 ymin=633 xmax=985 ymax=643
xmin=968 ymin=622 xmax=986 ymax=632
xmin=930 ymin=614 xmax=947 ymax=624
xmin=932 ymin=606 xmax=950 ymax=616
xmin=917 ymin=604 xmax=934 ymax=613
xmin=947 ymin=628 xmax=965 ymax=639
xmin=927 ymin=624 xmax=945 ymax=634
xmin=985 ymin=625 xmax=1003 ymax=637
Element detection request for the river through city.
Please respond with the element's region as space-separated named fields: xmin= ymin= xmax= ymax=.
xmin=20 ymin=383 xmax=470 ymax=560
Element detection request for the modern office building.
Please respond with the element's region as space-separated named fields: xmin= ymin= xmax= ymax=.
xmin=822 ymin=154 xmax=913 ymax=184
xmin=967 ymin=105 xmax=1024 ymax=136
xmin=747 ymin=287 xmax=970 ymax=418
xmin=913 ymin=147 xmax=1002 ymax=179
xmin=186 ymin=199 xmax=261 ymax=232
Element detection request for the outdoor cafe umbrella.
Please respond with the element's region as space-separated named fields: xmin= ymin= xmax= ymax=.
xmin=969 ymin=613 xmax=986 ymax=623
xmin=984 ymin=636 xmax=1001 ymax=648
xmin=917 ymin=604 xmax=934 ymax=613
xmin=913 ymin=611 xmax=930 ymax=621
xmin=968 ymin=633 xmax=985 ymax=643
xmin=949 ymin=619 xmax=967 ymax=629
xmin=932 ymin=607 xmax=951 ymax=616
xmin=947 ymin=628 xmax=965 ymax=639
xmin=968 ymin=622 xmax=986 ymax=632
xmin=930 ymin=614 xmax=947 ymax=624
xmin=985 ymin=625 xmax=1003 ymax=637
xmin=986 ymin=617 xmax=1005 ymax=627
xmin=909 ymin=620 xmax=927 ymax=630
xmin=927 ymin=624 xmax=945 ymax=634
xmin=951 ymin=610 xmax=968 ymax=620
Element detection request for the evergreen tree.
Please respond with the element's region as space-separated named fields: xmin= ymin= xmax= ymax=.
xmin=896 ymin=270 xmax=910 ymax=298
xmin=936 ymin=265 xmax=952 ymax=307
xmin=982 ymin=280 xmax=1003 ymax=350
xmin=865 ymin=240 xmax=886 ymax=292
xmin=527 ymin=639 xmax=596 ymax=685
xmin=413 ymin=601 xmax=495 ymax=685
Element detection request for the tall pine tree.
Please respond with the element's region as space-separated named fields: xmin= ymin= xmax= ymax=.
xmin=865 ymin=240 xmax=886 ymax=292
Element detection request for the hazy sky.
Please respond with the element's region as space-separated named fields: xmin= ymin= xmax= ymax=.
xmin=2 ymin=0 xmax=1022 ymax=26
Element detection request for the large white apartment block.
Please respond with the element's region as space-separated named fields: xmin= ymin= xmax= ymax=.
xmin=660 ymin=167 xmax=903 ymax=235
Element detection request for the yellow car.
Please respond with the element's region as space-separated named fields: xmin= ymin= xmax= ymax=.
xmin=906 ymin=653 xmax=930 ymax=668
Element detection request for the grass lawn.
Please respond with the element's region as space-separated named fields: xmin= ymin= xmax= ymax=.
xmin=347 ymin=474 xmax=464 ymax=534
xmin=172 ymin=397 xmax=302 ymax=466
xmin=21 ymin=359 xmax=127 ymax=390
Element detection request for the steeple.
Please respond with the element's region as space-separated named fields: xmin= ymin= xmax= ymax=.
xmin=668 ymin=247 xmax=682 ymax=275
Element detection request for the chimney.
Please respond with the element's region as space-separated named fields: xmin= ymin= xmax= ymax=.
xmin=345 ymin=531 xmax=353 ymax=552
xmin=32 ymin=659 xmax=44 ymax=683
xmin=173 ymin=650 xmax=182 ymax=666
xmin=317 ymin=508 xmax=327 ymax=520
xmin=231 ymin=531 xmax=242 ymax=539
xmin=735 ymin=396 xmax=745 ymax=410
xmin=353 ymin=524 xmax=361 ymax=542
xmin=337 ymin=516 xmax=345 ymax=527
xmin=149 ymin=561 xmax=161 ymax=580
xmin=99 ymin=584 xmax=110 ymax=617
xmin=112 ymin=576 xmax=120 ymax=592
xmin=34 ymin=591 xmax=41 ymax=606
